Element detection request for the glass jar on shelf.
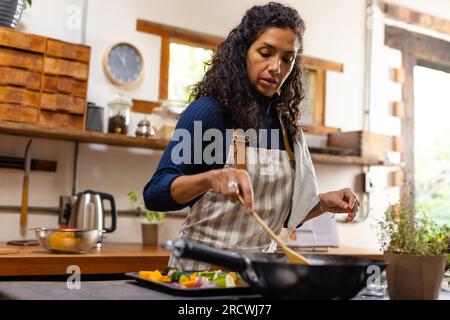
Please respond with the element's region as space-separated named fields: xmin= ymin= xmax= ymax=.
xmin=151 ymin=99 xmax=186 ymax=140
xmin=153 ymin=99 xmax=187 ymax=120
xmin=107 ymin=93 xmax=132 ymax=135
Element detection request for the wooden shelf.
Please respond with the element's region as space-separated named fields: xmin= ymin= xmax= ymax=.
xmin=0 ymin=121 xmax=402 ymax=167
xmin=0 ymin=121 xmax=169 ymax=150
xmin=302 ymin=124 xmax=341 ymax=135
xmin=310 ymin=153 xmax=402 ymax=167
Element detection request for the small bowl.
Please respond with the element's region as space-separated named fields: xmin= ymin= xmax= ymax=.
xmin=35 ymin=228 xmax=101 ymax=253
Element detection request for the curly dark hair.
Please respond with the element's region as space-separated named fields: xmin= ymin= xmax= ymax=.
xmin=190 ymin=2 xmax=306 ymax=137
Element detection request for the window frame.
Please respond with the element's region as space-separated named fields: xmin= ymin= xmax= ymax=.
xmin=136 ymin=19 xmax=222 ymax=104
xmin=301 ymin=56 xmax=343 ymax=133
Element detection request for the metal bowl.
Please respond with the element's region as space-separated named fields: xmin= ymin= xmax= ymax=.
xmin=35 ymin=228 xmax=101 ymax=253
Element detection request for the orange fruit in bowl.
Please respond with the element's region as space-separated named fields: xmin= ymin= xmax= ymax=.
xmin=47 ymin=231 xmax=77 ymax=252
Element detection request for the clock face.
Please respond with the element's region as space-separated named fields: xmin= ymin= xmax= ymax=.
xmin=106 ymin=43 xmax=143 ymax=85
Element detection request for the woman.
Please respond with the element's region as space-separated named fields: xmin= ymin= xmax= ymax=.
xmin=144 ymin=2 xmax=360 ymax=270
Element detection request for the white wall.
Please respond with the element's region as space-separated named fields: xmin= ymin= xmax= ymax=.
xmin=18 ymin=0 xmax=83 ymax=43
xmin=4 ymin=0 xmax=436 ymax=248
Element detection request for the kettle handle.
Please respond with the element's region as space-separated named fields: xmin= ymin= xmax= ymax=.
xmin=99 ymin=192 xmax=117 ymax=233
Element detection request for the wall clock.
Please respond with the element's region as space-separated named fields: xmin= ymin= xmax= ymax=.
xmin=103 ymin=42 xmax=144 ymax=89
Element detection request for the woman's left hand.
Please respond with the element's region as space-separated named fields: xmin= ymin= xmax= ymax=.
xmin=319 ymin=188 xmax=360 ymax=223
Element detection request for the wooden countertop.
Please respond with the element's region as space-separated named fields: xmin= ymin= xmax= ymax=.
xmin=296 ymin=246 xmax=384 ymax=260
xmin=0 ymin=242 xmax=384 ymax=277
xmin=0 ymin=242 xmax=170 ymax=276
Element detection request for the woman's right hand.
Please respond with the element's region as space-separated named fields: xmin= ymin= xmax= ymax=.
xmin=208 ymin=168 xmax=254 ymax=212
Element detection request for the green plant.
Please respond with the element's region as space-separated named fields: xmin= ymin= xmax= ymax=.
xmin=127 ymin=190 xmax=166 ymax=224
xmin=25 ymin=0 xmax=32 ymax=8
xmin=377 ymin=197 xmax=450 ymax=256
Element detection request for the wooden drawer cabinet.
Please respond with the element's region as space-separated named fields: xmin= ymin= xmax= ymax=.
xmin=42 ymin=75 xmax=87 ymax=97
xmin=39 ymin=110 xmax=83 ymax=129
xmin=0 ymin=66 xmax=41 ymax=90
xmin=0 ymin=86 xmax=39 ymax=107
xmin=0 ymin=48 xmax=43 ymax=71
xmin=0 ymin=103 xmax=38 ymax=123
xmin=44 ymin=57 xmax=89 ymax=80
xmin=46 ymin=39 xmax=90 ymax=63
xmin=0 ymin=27 xmax=45 ymax=53
xmin=40 ymin=93 xmax=85 ymax=115
xmin=0 ymin=28 xmax=91 ymax=129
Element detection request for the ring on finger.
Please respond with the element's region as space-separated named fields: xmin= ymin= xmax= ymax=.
xmin=227 ymin=180 xmax=238 ymax=190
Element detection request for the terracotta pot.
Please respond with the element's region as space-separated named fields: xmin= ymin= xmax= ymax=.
xmin=384 ymin=251 xmax=446 ymax=300
xmin=141 ymin=223 xmax=161 ymax=245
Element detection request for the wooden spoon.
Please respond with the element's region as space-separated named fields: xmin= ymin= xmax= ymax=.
xmin=237 ymin=194 xmax=311 ymax=265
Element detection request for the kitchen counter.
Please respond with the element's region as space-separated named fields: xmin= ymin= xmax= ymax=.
xmin=0 ymin=278 xmax=448 ymax=300
xmin=1 ymin=242 xmax=447 ymax=301
xmin=0 ymin=242 xmax=383 ymax=277
xmin=0 ymin=242 xmax=170 ymax=276
xmin=0 ymin=278 xmax=261 ymax=300
xmin=297 ymin=246 xmax=384 ymax=260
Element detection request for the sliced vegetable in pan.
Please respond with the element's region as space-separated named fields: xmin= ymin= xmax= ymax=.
xmin=138 ymin=268 xmax=248 ymax=289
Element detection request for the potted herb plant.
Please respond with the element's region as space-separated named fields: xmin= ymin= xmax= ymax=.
xmin=128 ymin=190 xmax=166 ymax=246
xmin=377 ymin=197 xmax=450 ymax=300
xmin=0 ymin=0 xmax=32 ymax=29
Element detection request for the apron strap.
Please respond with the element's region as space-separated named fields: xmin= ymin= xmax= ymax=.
xmin=233 ymin=131 xmax=248 ymax=170
xmin=277 ymin=111 xmax=295 ymax=169
xmin=233 ymin=112 xmax=296 ymax=170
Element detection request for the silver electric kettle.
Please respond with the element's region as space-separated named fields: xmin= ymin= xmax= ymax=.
xmin=58 ymin=190 xmax=117 ymax=246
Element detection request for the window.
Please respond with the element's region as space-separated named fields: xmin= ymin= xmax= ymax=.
xmin=300 ymin=70 xmax=317 ymax=126
xmin=136 ymin=19 xmax=222 ymax=108
xmin=168 ymin=43 xmax=213 ymax=101
xmin=386 ymin=24 xmax=450 ymax=215
xmin=414 ymin=66 xmax=450 ymax=226
xmin=300 ymin=57 xmax=343 ymax=134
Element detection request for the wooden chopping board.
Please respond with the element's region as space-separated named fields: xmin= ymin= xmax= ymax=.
xmin=0 ymin=248 xmax=19 ymax=255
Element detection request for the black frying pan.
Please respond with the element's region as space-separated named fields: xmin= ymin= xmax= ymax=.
xmin=166 ymin=238 xmax=387 ymax=300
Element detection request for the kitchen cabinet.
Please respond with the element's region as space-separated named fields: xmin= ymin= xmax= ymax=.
xmin=0 ymin=27 xmax=91 ymax=130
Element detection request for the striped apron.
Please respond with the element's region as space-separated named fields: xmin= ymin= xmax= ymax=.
xmin=168 ymin=117 xmax=295 ymax=271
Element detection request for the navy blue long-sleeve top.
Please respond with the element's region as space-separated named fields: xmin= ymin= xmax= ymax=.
xmin=143 ymin=96 xmax=293 ymax=212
